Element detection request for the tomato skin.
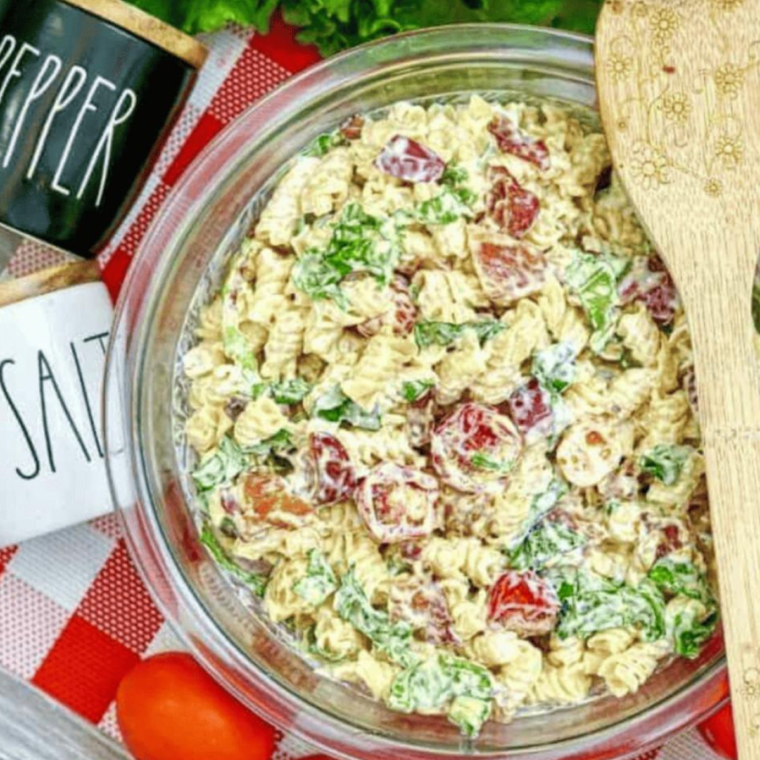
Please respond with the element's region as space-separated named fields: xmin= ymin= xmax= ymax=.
xmin=698 ymin=703 xmax=737 ymax=760
xmin=488 ymin=570 xmax=560 ymax=637
xmin=117 ymin=653 xmax=276 ymax=760
xmin=375 ymin=135 xmax=445 ymax=183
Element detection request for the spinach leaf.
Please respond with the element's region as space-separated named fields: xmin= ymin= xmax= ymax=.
xmin=667 ymin=598 xmax=718 ymax=659
xmin=192 ymin=436 xmax=249 ymax=493
xmin=313 ymin=386 xmax=382 ymax=430
xmin=401 ymin=379 xmax=435 ymax=403
xmin=252 ymin=378 xmax=312 ymax=406
xmin=565 ymin=251 xmax=626 ymax=353
xmin=414 ymin=319 xmax=505 ymax=349
xmin=509 ymin=520 xmax=586 ymax=571
xmin=246 ymin=429 xmax=295 ymax=457
xmin=335 ymin=568 xmax=416 ymax=667
xmin=532 ymin=342 xmax=577 ymax=393
xmin=648 ymin=559 xmax=714 ymax=603
xmin=415 ymin=186 xmax=476 ymax=225
xmin=551 ymin=570 xmax=666 ymax=642
xmin=640 ymin=445 xmax=692 ymax=486
xmin=292 ymin=203 xmax=402 ymax=306
xmin=200 ymin=524 xmax=267 ymax=597
xmin=293 ymin=549 xmax=338 ymax=605
xmin=389 ymin=655 xmax=493 ymax=736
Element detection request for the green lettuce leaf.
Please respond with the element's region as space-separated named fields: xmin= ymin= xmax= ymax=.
xmin=126 ymin=0 xmax=603 ymax=57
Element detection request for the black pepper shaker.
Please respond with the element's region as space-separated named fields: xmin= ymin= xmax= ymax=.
xmin=0 ymin=0 xmax=207 ymax=258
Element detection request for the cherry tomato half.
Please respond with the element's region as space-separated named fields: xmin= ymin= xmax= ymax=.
xmin=431 ymin=402 xmax=522 ymax=493
xmin=117 ymin=652 xmax=276 ymax=760
xmin=698 ymin=703 xmax=737 ymax=760
xmin=488 ymin=570 xmax=560 ymax=637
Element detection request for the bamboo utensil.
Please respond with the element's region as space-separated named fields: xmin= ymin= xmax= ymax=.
xmin=597 ymin=1 xmax=760 ymax=756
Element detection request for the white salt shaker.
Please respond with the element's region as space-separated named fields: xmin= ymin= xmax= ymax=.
xmin=0 ymin=261 xmax=114 ymax=547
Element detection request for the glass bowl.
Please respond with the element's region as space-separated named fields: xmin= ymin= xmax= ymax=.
xmin=104 ymin=24 xmax=728 ymax=760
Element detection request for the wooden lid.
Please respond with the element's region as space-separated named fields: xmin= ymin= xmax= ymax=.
xmin=61 ymin=0 xmax=208 ymax=69
xmin=0 ymin=260 xmax=102 ymax=308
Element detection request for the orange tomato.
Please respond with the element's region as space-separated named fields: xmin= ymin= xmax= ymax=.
xmin=117 ymin=652 xmax=276 ymax=760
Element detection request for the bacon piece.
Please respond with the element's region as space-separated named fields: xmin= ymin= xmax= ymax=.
xmin=488 ymin=116 xmax=550 ymax=171
xmin=339 ymin=114 xmax=365 ymax=140
xmin=487 ymin=166 xmax=540 ymax=238
xmin=471 ymin=231 xmax=548 ymax=306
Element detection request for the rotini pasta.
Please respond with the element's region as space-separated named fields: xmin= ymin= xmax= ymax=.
xmin=180 ymin=96 xmax=715 ymax=737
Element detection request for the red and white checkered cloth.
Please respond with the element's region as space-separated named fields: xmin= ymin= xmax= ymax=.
xmin=0 ymin=17 xmax=723 ymax=760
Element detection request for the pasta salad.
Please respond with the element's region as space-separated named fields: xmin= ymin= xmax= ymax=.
xmin=180 ymin=96 xmax=717 ymax=737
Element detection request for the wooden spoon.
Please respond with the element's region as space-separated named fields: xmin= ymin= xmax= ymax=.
xmin=597 ymin=0 xmax=760 ymax=755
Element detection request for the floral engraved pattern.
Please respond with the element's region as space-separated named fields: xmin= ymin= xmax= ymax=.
xmin=607 ymin=53 xmax=634 ymax=81
xmin=604 ymin=0 xmax=759 ymax=198
xmin=659 ymin=92 xmax=691 ymax=123
xmin=650 ymin=7 xmax=680 ymax=44
xmin=630 ymin=142 xmax=671 ymax=188
xmin=714 ymin=133 xmax=744 ymax=168
xmin=715 ymin=63 xmax=745 ymax=97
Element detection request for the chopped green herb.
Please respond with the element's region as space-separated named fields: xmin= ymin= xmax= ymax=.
xmin=293 ymin=549 xmax=338 ymax=605
xmin=192 ymin=436 xmax=249 ymax=493
xmin=414 ymin=319 xmax=505 ymax=349
xmin=551 ymin=569 xmax=666 ymax=642
xmin=640 ymin=445 xmax=692 ymax=486
xmin=335 ymin=568 xmax=415 ymax=667
xmin=200 ymin=524 xmax=267 ymax=597
xmin=401 ymin=379 xmax=434 ymax=403
xmin=313 ymin=386 xmax=382 ymax=430
xmin=509 ymin=520 xmax=586 ymax=571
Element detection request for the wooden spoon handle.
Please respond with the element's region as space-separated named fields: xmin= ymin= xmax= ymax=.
xmin=673 ymin=229 xmax=760 ymax=759
xmin=702 ymin=430 xmax=760 ymax=756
